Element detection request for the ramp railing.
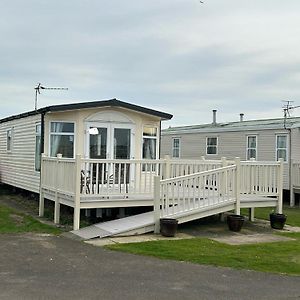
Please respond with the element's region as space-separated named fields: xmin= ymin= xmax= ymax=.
xmin=159 ymin=165 xmax=237 ymax=218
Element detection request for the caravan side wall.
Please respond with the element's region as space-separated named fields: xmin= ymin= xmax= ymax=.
xmin=0 ymin=114 xmax=42 ymax=193
xmin=161 ymin=128 xmax=290 ymax=189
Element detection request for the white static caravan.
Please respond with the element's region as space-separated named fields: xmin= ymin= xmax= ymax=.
xmin=161 ymin=112 xmax=300 ymax=206
xmin=0 ymin=99 xmax=172 ymax=219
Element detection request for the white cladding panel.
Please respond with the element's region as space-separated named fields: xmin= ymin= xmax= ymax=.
xmin=0 ymin=114 xmax=41 ymax=193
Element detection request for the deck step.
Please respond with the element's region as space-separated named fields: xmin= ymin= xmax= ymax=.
xmin=71 ymin=211 xmax=154 ymax=240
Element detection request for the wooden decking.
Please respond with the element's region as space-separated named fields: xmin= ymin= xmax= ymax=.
xmin=71 ymin=194 xmax=278 ymax=240
xmin=39 ymin=156 xmax=284 ymax=231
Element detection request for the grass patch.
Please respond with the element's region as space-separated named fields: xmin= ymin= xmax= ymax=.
xmin=107 ymin=235 xmax=300 ymax=276
xmin=241 ymin=206 xmax=300 ymax=227
xmin=0 ymin=204 xmax=61 ymax=234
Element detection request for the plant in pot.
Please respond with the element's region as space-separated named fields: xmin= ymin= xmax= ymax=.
xmin=227 ymin=214 xmax=245 ymax=232
xmin=269 ymin=211 xmax=287 ymax=230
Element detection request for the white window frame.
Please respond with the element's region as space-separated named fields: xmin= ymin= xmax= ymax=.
xmin=6 ymin=128 xmax=13 ymax=152
xmin=276 ymin=134 xmax=288 ymax=162
xmin=49 ymin=121 xmax=75 ymax=158
xmin=246 ymin=135 xmax=257 ymax=160
xmin=206 ymin=137 xmax=218 ymax=155
xmin=172 ymin=137 xmax=181 ymax=158
xmin=35 ymin=123 xmax=41 ymax=172
xmin=141 ymin=124 xmax=159 ymax=172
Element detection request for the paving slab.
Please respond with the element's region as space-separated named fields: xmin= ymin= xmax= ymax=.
xmin=86 ymin=232 xmax=194 ymax=246
xmin=212 ymin=233 xmax=295 ymax=245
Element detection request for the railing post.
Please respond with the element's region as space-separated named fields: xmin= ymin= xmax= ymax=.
xmin=221 ymin=157 xmax=227 ymax=196
xmin=73 ymin=154 xmax=82 ymax=230
xmin=39 ymin=153 xmax=46 ymax=217
xmin=164 ymin=155 xmax=171 ymax=179
xmin=154 ymin=176 xmax=161 ymax=234
xmin=277 ymin=159 xmax=284 ymax=214
xmin=234 ymin=157 xmax=241 ymax=215
xmin=54 ymin=154 xmax=62 ymax=224
xmin=290 ymin=159 xmax=295 ymax=207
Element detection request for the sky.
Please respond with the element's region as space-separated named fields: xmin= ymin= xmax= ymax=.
xmin=1 ymin=0 xmax=300 ymax=128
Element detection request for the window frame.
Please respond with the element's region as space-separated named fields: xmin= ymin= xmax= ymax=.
xmin=35 ymin=123 xmax=42 ymax=172
xmin=275 ymin=134 xmax=288 ymax=162
xmin=206 ymin=136 xmax=218 ymax=155
xmin=6 ymin=128 xmax=13 ymax=152
xmin=246 ymin=135 xmax=257 ymax=160
xmin=49 ymin=121 xmax=76 ymax=158
xmin=141 ymin=125 xmax=159 ymax=172
xmin=172 ymin=137 xmax=181 ymax=158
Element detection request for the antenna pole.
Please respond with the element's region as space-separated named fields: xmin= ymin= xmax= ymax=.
xmin=34 ymin=83 xmax=68 ymax=110
xmin=282 ymin=100 xmax=300 ymax=129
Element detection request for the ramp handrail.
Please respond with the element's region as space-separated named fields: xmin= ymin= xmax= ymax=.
xmin=159 ymin=165 xmax=237 ymax=218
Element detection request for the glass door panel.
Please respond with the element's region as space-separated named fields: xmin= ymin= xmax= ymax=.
xmin=113 ymin=128 xmax=131 ymax=159
xmin=89 ymin=127 xmax=107 ymax=159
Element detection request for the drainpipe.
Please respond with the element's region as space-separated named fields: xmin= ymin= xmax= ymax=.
xmin=159 ymin=120 xmax=162 ymax=159
xmin=288 ymin=128 xmax=293 ymax=206
xmin=40 ymin=112 xmax=45 ymax=156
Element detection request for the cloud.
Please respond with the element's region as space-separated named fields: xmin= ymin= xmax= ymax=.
xmin=1 ymin=0 xmax=300 ymax=127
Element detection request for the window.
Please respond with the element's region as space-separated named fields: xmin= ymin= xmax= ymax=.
xmin=6 ymin=129 xmax=12 ymax=151
xmin=142 ymin=126 xmax=157 ymax=159
xmin=50 ymin=122 xmax=75 ymax=158
xmin=206 ymin=137 xmax=218 ymax=155
xmin=172 ymin=138 xmax=180 ymax=158
xmin=247 ymin=136 xmax=257 ymax=160
xmin=276 ymin=135 xmax=287 ymax=161
xmin=35 ymin=124 xmax=41 ymax=171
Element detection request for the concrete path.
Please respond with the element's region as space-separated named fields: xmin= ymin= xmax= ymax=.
xmin=0 ymin=233 xmax=299 ymax=300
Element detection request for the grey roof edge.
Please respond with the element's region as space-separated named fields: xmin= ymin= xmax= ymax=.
xmin=162 ymin=117 xmax=300 ymax=135
xmin=0 ymin=98 xmax=173 ymax=124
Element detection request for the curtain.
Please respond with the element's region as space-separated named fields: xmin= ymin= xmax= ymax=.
xmin=50 ymin=122 xmax=63 ymax=157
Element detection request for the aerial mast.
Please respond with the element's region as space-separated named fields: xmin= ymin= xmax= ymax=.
xmin=282 ymin=100 xmax=300 ymax=129
xmin=34 ymin=83 xmax=68 ymax=110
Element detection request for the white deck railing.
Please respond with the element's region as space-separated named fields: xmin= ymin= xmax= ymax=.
xmin=41 ymin=156 xmax=76 ymax=196
xmin=166 ymin=158 xmax=223 ymax=178
xmin=80 ymin=158 xmax=163 ymax=197
xmin=41 ymin=156 xmax=283 ymax=200
xmin=290 ymin=161 xmax=300 ymax=206
xmin=40 ymin=155 xmax=283 ymax=230
xmin=240 ymin=161 xmax=281 ymax=195
xmin=159 ymin=165 xmax=237 ymax=218
xmin=291 ymin=161 xmax=300 ymax=188
xmin=153 ymin=159 xmax=283 ymax=232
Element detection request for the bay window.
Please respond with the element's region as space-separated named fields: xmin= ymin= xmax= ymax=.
xmin=142 ymin=126 xmax=157 ymax=160
xmin=50 ymin=122 xmax=75 ymax=158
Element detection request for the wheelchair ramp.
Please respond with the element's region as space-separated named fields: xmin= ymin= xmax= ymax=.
xmin=70 ymin=211 xmax=155 ymax=240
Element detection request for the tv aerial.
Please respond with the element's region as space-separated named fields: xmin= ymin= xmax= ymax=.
xmin=34 ymin=83 xmax=68 ymax=110
xmin=282 ymin=100 xmax=300 ymax=129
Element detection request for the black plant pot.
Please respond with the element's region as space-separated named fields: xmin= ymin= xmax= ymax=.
xmin=160 ymin=218 xmax=178 ymax=237
xmin=269 ymin=213 xmax=287 ymax=230
xmin=227 ymin=214 xmax=245 ymax=232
